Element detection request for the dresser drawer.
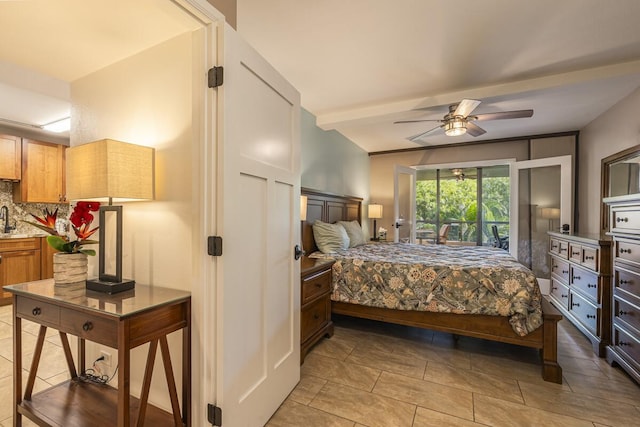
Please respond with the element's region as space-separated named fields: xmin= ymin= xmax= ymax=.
xmin=569 ymin=243 xmax=582 ymax=263
xmin=16 ymin=296 xmax=60 ymax=326
xmin=60 ymin=310 xmax=118 ymax=347
xmin=615 ymin=266 xmax=640 ymax=300
xmin=616 ymin=239 xmax=640 ymax=267
xmin=570 ymin=266 xmax=599 ymax=302
xmin=301 ymin=295 xmax=330 ymax=342
xmin=612 ymin=207 xmax=640 ymax=233
xmin=301 ymin=269 xmax=331 ymax=305
xmin=613 ymin=325 xmax=640 ymax=365
xmin=550 ymin=279 xmax=569 ymax=310
xmin=615 ymin=296 xmax=640 ymax=334
xmin=581 ymin=247 xmax=599 ymax=271
xmin=551 ymin=257 xmax=570 ymax=283
xmin=549 ymin=238 xmax=561 ymax=255
xmin=569 ymin=292 xmax=598 ymax=335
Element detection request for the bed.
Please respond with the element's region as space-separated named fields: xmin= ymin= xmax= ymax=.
xmin=302 ymin=188 xmax=563 ymax=383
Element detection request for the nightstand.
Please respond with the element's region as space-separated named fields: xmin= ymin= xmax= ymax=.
xmin=300 ymin=257 xmax=335 ymax=363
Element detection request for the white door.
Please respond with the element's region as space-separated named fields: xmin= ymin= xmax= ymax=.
xmin=394 ymin=165 xmax=416 ymax=243
xmin=510 ymin=155 xmax=572 ymax=293
xmin=216 ymin=24 xmax=301 ymax=426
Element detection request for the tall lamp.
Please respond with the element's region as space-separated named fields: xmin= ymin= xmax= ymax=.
xmin=368 ymin=204 xmax=383 ymax=241
xmin=541 ymin=207 xmax=560 ymax=231
xmin=67 ymin=139 xmax=155 ymax=293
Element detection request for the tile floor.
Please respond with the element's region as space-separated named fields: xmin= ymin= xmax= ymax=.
xmin=0 ymin=303 xmax=639 ymax=426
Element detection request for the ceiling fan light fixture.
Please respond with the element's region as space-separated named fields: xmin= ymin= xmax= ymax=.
xmin=444 ymin=118 xmax=466 ymax=136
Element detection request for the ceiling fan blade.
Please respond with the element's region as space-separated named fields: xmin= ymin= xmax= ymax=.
xmin=466 ymin=122 xmax=486 ymax=137
xmin=472 ymin=109 xmax=534 ymax=121
xmin=453 ymin=99 xmax=481 ymax=118
xmin=394 ymin=119 xmax=442 ymax=124
xmin=408 ymin=124 xmax=444 ymax=141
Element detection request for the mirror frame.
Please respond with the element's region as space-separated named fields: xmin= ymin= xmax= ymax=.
xmin=601 ymin=143 xmax=640 ymax=232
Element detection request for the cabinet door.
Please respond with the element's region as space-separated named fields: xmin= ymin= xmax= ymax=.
xmin=0 ymin=134 xmax=21 ymax=181
xmin=13 ymin=139 xmax=66 ymax=203
xmin=0 ymin=250 xmax=41 ymax=304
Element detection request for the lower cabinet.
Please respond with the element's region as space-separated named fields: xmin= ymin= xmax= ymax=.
xmin=0 ymin=238 xmax=41 ymax=305
xmin=300 ymin=257 xmax=335 ymax=363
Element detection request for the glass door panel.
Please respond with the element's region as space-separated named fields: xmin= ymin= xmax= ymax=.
xmin=394 ymin=166 xmax=416 ymax=243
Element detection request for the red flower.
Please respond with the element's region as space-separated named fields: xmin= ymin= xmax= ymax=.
xmin=30 ymin=208 xmax=58 ymax=230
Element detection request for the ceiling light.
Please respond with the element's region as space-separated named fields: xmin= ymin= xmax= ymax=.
xmin=444 ymin=118 xmax=467 ymax=137
xmin=42 ymin=117 xmax=71 ymax=133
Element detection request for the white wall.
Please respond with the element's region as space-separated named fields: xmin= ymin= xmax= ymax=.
xmin=579 ymin=86 xmax=640 ymax=233
xmin=71 ymin=30 xmax=201 ymax=411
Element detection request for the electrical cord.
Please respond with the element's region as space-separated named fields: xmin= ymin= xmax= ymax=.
xmin=78 ymin=356 xmax=119 ymax=385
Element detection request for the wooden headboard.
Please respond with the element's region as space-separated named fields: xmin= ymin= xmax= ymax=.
xmin=302 ymin=187 xmax=363 ymax=254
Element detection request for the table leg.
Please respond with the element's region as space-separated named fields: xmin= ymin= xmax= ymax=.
xmin=118 ymin=319 xmax=131 ymax=427
xmin=160 ymin=336 xmax=182 ymax=426
xmin=59 ymin=332 xmax=78 ymax=379
xmin=135 ymin=339 xmax=158 ymax=426
xmin=24 ymin=326 xmax=46 ymax=400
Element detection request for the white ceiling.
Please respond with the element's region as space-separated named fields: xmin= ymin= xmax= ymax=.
xmin=0 ymin=0 xmax=200 ymax=140
xmin=236 ymin=0 xmax=640 ymax=152
xmin=2 ymin=1 xmax=640 ymax=152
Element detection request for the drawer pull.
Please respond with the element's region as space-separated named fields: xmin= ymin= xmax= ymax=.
xmin=587 ymin=284 xmax=597 ymax=289
xmin=552 ymin=286 xmax=558 ymax=291
xmin=552 ymin=265 xmax=557 ymax=270
xmin=561 ymin=294 xmax=568 ymax=298
xmin=562 ymin=270 xmax=569 ymax=274
xmin=571 ymin=302 xmax=580 ymax=308
xmin=572 ymin=275 xmax=581 ymax=281
xmin=585 ymin=256 xmax=594 ymax=260
xmin=586 ymin=314 xmax=596 ymax=319
xmin=560 ymin=248 xmax=567 ymax=253
xmin=620 ymin=248 xmax=632 ymax=254
xmin=82 ymin=321 xmax=93 ymax=332
xmin=619 ymin=310 xmax=630 ymax=316
xmin=313 ymin=314 xmax=320 ymax=320
xmin=619 ymin=341 xmax=631 ymax=346
xmin=551 ymin=244 xmax=558 ymax=250
xmin=316 ymin=283 xmax=322 ymax=288
xmin=616 ymin=217 xmax=629 ymax=223
xmin=620 ymin=279 xmax=632 ymax=285
xmin=32 ymin=307 xmax=41 ymax=316
xmin=571 ymin=251 xmax=580 ymax=256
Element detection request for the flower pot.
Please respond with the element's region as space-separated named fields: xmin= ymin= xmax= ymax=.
xmin=53 ymin=252 xmax=88 ymax=285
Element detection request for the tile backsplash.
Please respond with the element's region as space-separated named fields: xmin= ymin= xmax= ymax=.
xmin=0 ymin=181 xmax=69 ymax=234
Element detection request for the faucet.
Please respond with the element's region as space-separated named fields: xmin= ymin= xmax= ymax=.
xmin=0 ymin=205 xmax=16 ymax=234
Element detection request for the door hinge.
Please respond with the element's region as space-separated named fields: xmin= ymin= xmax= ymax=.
xmin=208 ymin=66 xmax=224 ymax=88
xmin=208 ymin=236 xmax=223 ymax=256
xmin=207 ymin=404 xmax=222 ymax=426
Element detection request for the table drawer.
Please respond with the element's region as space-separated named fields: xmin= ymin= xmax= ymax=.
xmin=570 ymin=266 xmax=599 ymax=302
xmin=551 ymin=258 xmax=570 ymax=283
xmin=615 ymin=296 xmax=640 ymax=333
xmin=615 ymin=266 xmax=640 ymax=300
xmin=550 ymin=279 xmax=569 ymax=310
xmin=301 ymin=295 xmax=330 ymax=342
xmin=616 ymin=239 xmax=640 ymax=267
xmin=16 ymin=297 xmax=60 ymax=326
xmin=613 ymin=325 xmax=640 ymax=364
xmin=612 ymin=207 xmax=640 ymax=233
xmin=302 ymin=269 xmax=331 ymax=305
xmin=569 ymin=291 xmax=598 ymax=335
xmin=60 ymin=310 xmax=118 ymax=347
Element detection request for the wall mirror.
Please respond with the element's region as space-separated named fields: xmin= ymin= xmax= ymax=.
xmin=601 ymin=143 xmax=640 ymax=231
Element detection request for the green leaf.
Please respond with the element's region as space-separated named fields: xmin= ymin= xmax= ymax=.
xmin=80 ymin=249 xmax=96 ymax=256
xmin=46 ymin=235 xmax=68 ymax=252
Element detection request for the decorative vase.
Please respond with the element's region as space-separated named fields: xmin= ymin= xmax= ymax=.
xmin=53 ymin=252 xmax=88 ymax=285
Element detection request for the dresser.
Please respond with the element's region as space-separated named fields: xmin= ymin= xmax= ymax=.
xmin=548 ymin=231 xmax=612 ymax=356
xmin=300 ymin=257 xmax=335 ymax=363
xmin=8 ymin=280 xmax=191 ymax=426
xmin=605 ymin=199 xmax=640 ymax=383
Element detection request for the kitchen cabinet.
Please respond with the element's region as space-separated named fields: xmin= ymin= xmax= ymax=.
xmin=13 ymin=138 xmax=67 ymax=203
xmin=0 ymin=134 xmax=21 ymax=181
xmin=40 ymin=237 xmax=57 ymax=279
xmin=0 ymin=237 xmax=41 ymax=305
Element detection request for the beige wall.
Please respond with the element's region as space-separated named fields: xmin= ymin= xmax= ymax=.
xmin=579 ymin=87 xmax=640 ymax=233
xmin=71 ymin=30 xmax=201 ymax=412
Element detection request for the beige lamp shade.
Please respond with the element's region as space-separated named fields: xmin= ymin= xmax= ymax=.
xmin=300 ymin=195 xmax=308 ymax=221
xmin=541 ymin=207 xmax=560 ymax=219
xmin=368 ymin=204 xmax=383 ymax=219
xmin=66 ymin=139 xmax=155 ymax=202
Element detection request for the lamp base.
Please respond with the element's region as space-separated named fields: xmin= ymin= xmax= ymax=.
xmin=86 ymin=278 xmax=135 ymax=294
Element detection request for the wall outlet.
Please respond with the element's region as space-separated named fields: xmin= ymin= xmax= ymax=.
xmin=100 ymin=350 xmax=112 ymax=367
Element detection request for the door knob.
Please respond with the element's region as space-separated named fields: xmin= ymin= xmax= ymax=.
xmin=294 ymin=245 xmax=304 ymax=260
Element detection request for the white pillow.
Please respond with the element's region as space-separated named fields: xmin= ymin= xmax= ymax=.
xmin=338 ymin=220 xmax=367 ymax=247
xmin=312 ymin=220 xmax=350 ymax=253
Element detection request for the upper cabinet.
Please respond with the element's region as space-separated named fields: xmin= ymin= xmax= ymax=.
xmin=0 ymin=134 xmax=22 ymax=181
xmin=13 ymin=139 xmax=67 ymax=203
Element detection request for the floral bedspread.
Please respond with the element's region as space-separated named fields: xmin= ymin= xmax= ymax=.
xmin=310 ymin=243 xmax=542 ymax=336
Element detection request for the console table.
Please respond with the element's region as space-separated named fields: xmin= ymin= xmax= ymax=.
xmin=8 ymin=279 xmax=191 ymax=427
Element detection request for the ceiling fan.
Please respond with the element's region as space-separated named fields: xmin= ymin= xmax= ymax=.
xmin=394 ymin=99 xmax=533 ymax=142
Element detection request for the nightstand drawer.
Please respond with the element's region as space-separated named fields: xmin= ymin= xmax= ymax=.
xmin=569 ymin=292 xmax=598 ymax=335
xmin=60 ymin=310 xmax=118 ymax=347
xmin=16 ymin=297 xmax=60 ymax=326
xmin=301 ymin=296 xmax=330 ymax=342
xmin=302 ymin=269 xmax=331 ymax=305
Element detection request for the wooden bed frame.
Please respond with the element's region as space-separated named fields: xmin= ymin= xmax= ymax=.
xmin=302 ymin=187 xmax=563 ymax=383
